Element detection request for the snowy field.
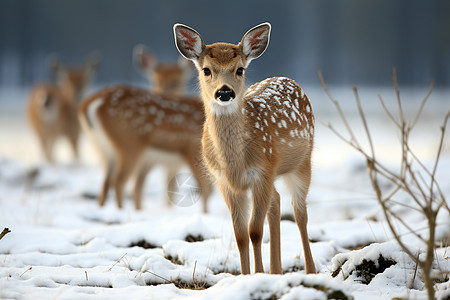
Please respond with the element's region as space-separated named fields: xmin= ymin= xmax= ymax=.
xmin=0 ymin=86 xmax=449 ymax=299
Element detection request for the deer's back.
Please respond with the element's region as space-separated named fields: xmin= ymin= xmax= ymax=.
xmin=80 ymin=85 xmax=205 ymax=153
xmin=244 ymin=77 xmax=315 ymax=174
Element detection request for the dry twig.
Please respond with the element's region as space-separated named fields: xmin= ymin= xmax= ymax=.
xmin=0 ymin=228 xmax=11 ymax=241
xmin=318 ymin=69 xmax=448 ymax=300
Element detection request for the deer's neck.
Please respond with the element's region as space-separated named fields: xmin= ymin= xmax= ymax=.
xmin=205 ymin=100 xmax=250 ymax=169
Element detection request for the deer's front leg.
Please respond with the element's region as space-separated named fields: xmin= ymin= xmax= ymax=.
xmin=249 ymin=179 xmax=273 ymax=273
xmin=218 ymin=182 xmax=250 ymax=274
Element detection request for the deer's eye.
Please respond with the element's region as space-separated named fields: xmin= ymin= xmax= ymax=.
xmin=236 ymin=67 xmax=244 ymax=76
xmin=203 ymin=68 xmax=211 ymax=76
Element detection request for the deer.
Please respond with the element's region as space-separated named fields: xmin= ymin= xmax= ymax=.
xmin=78 ymin=48 xmax=211 ymax=212
xmin=27 ymin=53 xmax=100 ymax=162
xmin=133 ymin=44 xmax=193 ymax=95
xmin=131 ymin=44 xmax=196 ymax=207
xmin=173 ymin=22 xmax=316 ymax=275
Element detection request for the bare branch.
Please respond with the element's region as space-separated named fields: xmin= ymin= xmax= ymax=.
xmin=0 ymin=228 xmax=11 ymax=241
xmin=430 ymin=110 xmax=450 ymax=199
xmin=321 ymin=121 xmax=364 ymax=154
xmin=404 ymin=160 xmax=428 ymax=209
xmin=318 ymin=70 xmax=361 ymax=148
xmin=382 ymin=185 xmax=402 ymax=203
xmin=354 ymin=86 xmax=375 ymax=159
xmin=386 ymin=207 xmax=427 ymax=243
xmin=378 ymin=94 xmax=401 ymax=129
xmin=388 ymin=199 xmax=422 ymax=213
xmin=392 ymin=68 xmax=405 ymax=125
xmin=373 ymin=172 xmax=418 ymax=261
xmin=410 ymin=80 xmax=434 ymax=129
xmin=319 ymin=71 xmax=446 ymax=300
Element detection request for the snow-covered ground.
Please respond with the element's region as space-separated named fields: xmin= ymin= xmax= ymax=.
xmin=0 ymin=86 xmax=449 ymax=299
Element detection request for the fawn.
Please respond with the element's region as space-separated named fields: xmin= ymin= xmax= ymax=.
xmin=79 ymin=48 xmax=211 ymax=211
xmin=133 ymin=44 xmax=193 ymax=95
xmin=174 ymin=23 xmax=316 ymax=274
xmin=132 ymin=44 xmax=197 ymax=207
xmin=27 ymin=53 xmax=100 ymax=162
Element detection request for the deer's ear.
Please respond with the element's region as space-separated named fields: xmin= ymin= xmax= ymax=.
xmin=46 ymin=54 xmax=68 ymax=83
xmin=47 ymin=54 xmax=64 ymax=76
xmin=133 ymin=44 xmax=157 ymax=74
xmin=239 ymin=23 xmax=271 ymax=64
xmin=85 ymin=50 xmax=102 ymax=74
xmin=173 ymin=24 xmax=205 ymax=62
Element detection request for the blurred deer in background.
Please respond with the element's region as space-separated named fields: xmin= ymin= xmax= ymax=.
xmin=79 ymin=46 xmax=211 ymax=211
xmin=133 ymin=44 xmax=193 ymax=95
xmin=174 ymin=23 xmax=316 ymax=274
xmin=131 ymin=45 xmax=196 ymax=207
xmin=27 ymin=52 xmax=100 ymax=162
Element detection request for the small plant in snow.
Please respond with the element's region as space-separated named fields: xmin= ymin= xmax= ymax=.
xmin=319 ymin=68 xmax=449 ymax=300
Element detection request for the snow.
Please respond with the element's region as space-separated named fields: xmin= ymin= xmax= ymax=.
xmin=0 ymin=86 xmax=449 ymax=299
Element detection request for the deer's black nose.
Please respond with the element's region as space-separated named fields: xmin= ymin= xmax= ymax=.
xmin=215 ymin=86 xmax=235 ymax=102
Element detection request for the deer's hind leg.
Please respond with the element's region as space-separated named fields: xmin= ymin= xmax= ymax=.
xmin=284 ymin=167 xmax=316 ymax=274
xmin=132 ymin=162 xmax=153 ymax=210
xmin=112 ymin=150 xmax=141 ymax=209
xmin=98 ymin=157 xmax=116 ymax=207
xmin=267 ymin=187 xmax=282 ymax=274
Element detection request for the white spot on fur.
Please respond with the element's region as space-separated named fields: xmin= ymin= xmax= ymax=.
xmin=290 ymin=111 xmax=297 ymax=121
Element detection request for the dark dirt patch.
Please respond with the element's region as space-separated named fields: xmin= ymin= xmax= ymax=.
xmin=247 ymin=281 xmax=352 ymax=300
xmin=301 ymin=283 xmax=352 ymax=300
xmin=82 ymin=216 xmax=122 ymax=225
xmin=165 ymin=254 xmax=183 ymax=265
xmin=173 ymin=279 xmax=212 ymax=290
xmin=129 ymin=240 xmax=158 ymax=249
xmin=81 ymin=192 xmax=98 ymax=200
xmin=145 ymin=279 xmax=211 ymax=290
xmin=185 ymin=234 xmax=204 ymax=243
xmin=283 ymin=264 xmax=304 ymax=274
xmin=354 ymin=254 xmax=396 ymax=284
xmin=332 ymin=254 xmax=397 ymax=284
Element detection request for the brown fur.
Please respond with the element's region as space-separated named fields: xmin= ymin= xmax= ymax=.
xmin=174 ymin=23 xmax=316 ymax=275
xmin=79 ymin=56 xmax=210 ymax=211
xmin=153 ymin=64 xmax=186 ymax=94
xmin=131 ymin=48 xmax=198 ymax=209
xmin=79 ymin=86 xmax=211 ymax=211
xmin=27 ymin=65 xmax=95 ymax=162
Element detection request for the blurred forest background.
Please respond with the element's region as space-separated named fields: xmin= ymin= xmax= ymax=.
xmin=0 ymin=0 xmax=449 ymax=90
